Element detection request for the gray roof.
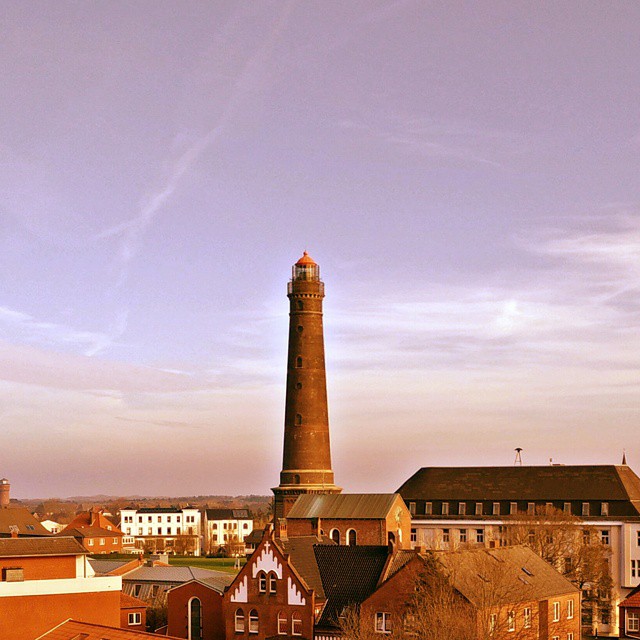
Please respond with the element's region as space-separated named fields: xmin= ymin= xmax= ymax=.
xmin=89 ymin=558 xmax=134 ymax=574
xmin=123 ymin=564 xmax=231 ymax=584
xmin=0 ymin=536 xmax=86 ymax=557
xmin=287 ymin=493 xmax=400 ymax=520
xmin=398 ymin=465 xmax=640 ymax=503
xmin=436 ymin=545 xmax=579 ymax=605
xmin=205 ymin=508 xmax=250 ymax=520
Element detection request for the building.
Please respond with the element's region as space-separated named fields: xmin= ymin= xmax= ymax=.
xmin=285 ymin=493 xmax=412 ymax=547
xmin=40 ymin=520 xmax=63 ymax=534
xmin=619 ymin=584 xmax=640 ymax=638
xmin=203 ymin=508 xmax=253 ymax=555
xmin=0 ymin=536 xmax=121 ymax=640
xmin=119 ymin=592 xmax=148 ymax=630
xmin=398 ymin=463 xmax=640 ymax=636
xmin=0 ymin=479 xmax=51 ymax=538
xmin=35 ymin=619 xmax=182 ymax=639
xmin=58 ymin=526 xmax=125 ymax=554
xmin=272 ymin=252 xmax=341 ymax=523
xmin=118 ymin=506 xmax=201 ymax=555
xmin=166 ymin=575 xmax=233 ymax=640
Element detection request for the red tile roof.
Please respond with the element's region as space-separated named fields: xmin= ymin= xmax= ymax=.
xmin=620 ymin=585 xmax=640 ymax=608
xmin=120 ymin=592 xmax=148 ymax=610
xmin=0 ymin=536 xmax=86 ymax=557
xmin=36 ymin=619 xmax=182 ymax=639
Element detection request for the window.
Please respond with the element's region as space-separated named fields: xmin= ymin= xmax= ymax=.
xmin=278 ymin=611 xmax=287 ymax=635
xmin=583 ymin=528 xmax=591 ymax=544
xmin=458 ymin=502 xmax=466 ymax=515
xmin=632 ymin=559 xmax=638 ymax=578
xmin=568 ymin=634 xmax=573 ymax=640
xmin=270 ymin=573 xmax=277 ymax=593
xmin=410 ymin=528 xmax=417 ymax=543
xmin=249 ymin=609 xmax=259 ymax=634
xmin=601 ymin=529 xmax=610 ymax=545
xmin=564 ymin=557 xmax=573 ymax=573
xmin=296 ymin=357 xmax=303 ymax=368
xmin=167 ymin=528 xmax=171 ymax=535
xmin=295 ymin=414 xmax=302 ymax=425
xmin=508 ymin=610 xmax=515 ymax=632
xmin=330 ymin=529 xmax=340 ymax=544
xmin=567 ymin=598 xmax=574 ymax=619
xmin=138 ymin=528 xmax=143 ymax=535
xmin=582 ymin=502 xmax=590 ymax=516
xmin=258 ymin=572 xmax=267 ymax=592
xmin=527 ymin=502 xmax=535 ymax=515
xmin=601 ymin=610 xmax=610 ymax=625
xmin=563 ymin=502 xmax=571 ymax=514
xmin=112 ymin=537 xmax=117 ymax=544
xmin=243 ymin=523 xmax=249 ymax=529
xmin=459 ymin=529 xmax=467 ymax=543
xmin=553 ymin=601 xmax=560 ymax=622
xmin=128 ymin=612 xmax=141 ymax=626
xmin=375 ymin=612 xmax=392 ymax=634
xmin=152 ymin=585 xmax=159 ymax=597
xmin=510 ymin=502 xmax=518 ymax=515
xmin=87 ymin=539 xmax=94 ymax=546
xmin=297 ymin=300 xmax=303 ymax=310
xmin=493 ymin=502 xmax=500 ymax=515
xmin=138 ymin=516 xmax=142 ymax=523
xmin=442 ymin=529 xmax=450 ymax=543
xmin=292 ymin=613 xmax=302 ymax=636
xmin=158 ymin=516 xmax=163 ymax=523
xmin=235 ymin=609 xmax=245 ymax=633
xmin=637 ymin=531 xmax=640 ymax=546
xmin=157 ymin=528 xmax=162 ymax=535
xmin=425 ymin=502 xmax=433 ymax=515
xmin=409 ymin=502 xmax=416 ymax=515
xmin=189 ymin=597 xmax=202 ymax=640
xmin=476 ymin=529 xmax=484 ymax=544
xmin=628 ymin=611 xmax=640 ymax=632
xmin=601 ymin=502 xmax=609 ymax=516
xmin=441 ymin=502 xmax=449 ymax=515
xmin=297 ymin=325 xmax=303 ymax=333
xmin=167 ymin=516 xmax=171 ymax=523
xmin=148 ymin=527 xmax=152 ymax=535
xmin=347 ymin=529 xmax=357 ymax=546
xmin=475 ymin=502 xmax=483 ymax=515
xmin=133 ymin=584 xmax=142 ymax=597
xmin=148 ymin=516 xmax=152 ymax=522
xmin=489 ymin=613 xmax=497 ymax=634
xmin=523 ymin=607 xmax=531 ymax=628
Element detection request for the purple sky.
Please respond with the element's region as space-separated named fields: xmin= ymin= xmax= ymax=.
xmin=1 ymin=2 xmax=639 ymax=499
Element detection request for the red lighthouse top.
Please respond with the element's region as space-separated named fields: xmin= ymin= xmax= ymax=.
xmin=295 ymin=251 xmax=317 ymax=266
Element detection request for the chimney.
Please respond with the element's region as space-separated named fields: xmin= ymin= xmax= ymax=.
xmin=9 ymin=525 xmax=18 ymax=538
xmin=0 ymin=479 xmax=10 ymax=508
xmin=277 ymin=518 xmax=288 ymax=541
xmin=89 ymin=506 xmax=100 ymax=526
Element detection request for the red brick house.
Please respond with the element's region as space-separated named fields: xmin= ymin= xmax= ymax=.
xmin=120 ymin=592 xmax=148 ymax=630
xmin=619 ymin=584 xmax=640 ymax=638
xmin=59 ymin=508 xmax=126 ymax=554
xmin=285 ymin=493 xmax=412 ymax=547
xmin=222 ymin=526 xmax=316 ymax=639
xmin=166 ymin=575 xmax=232 ymax=640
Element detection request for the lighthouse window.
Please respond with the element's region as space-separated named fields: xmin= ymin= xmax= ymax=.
xmin=296 ymin=357 xmax=303 ymax=368
xmin=297 ymin=325 xmax=303 ymax=333
xmin=295 ymin=414 xmax=302 ymax=425
xmin=295 ymin=382 xmax=302 ymax=389
xmin=297 ymin=300 xmax=303 ymax=310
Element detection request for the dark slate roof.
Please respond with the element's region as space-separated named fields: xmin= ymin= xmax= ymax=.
xmin=123 ymin=565 xmax=231 ymax=584
xmin=0 ymin=536 xmax=86 ymax=557
xmin=244 ymin=529 xmax=264 ymax=545
xmin=398 ymin=465 xmax=640 ymax=503
xmin=279 ymin=535 xmax=335 ymax=600
xmin=89 ymin=558 xmax=134 ymax=575
xmin=436 ymin=545 xmax=579 ymax=605
xmin=287 ymin=494 xmax=399 ymax=520
xmin=135 ymin=507 xmax=184 ymax=514
xmin=313 ymin=545 xmax=390 ymax=628
xmin=0 ymin=507 xmax=51 ymax=536
xmin=205 ymin=508 xmax=250 ymax=520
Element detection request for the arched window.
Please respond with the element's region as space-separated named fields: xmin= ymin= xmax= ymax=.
xmin=269 ymin=572 xmax=277 ymax=593
xmin=295 ymin=413 xmax=302 ymax=425
xmin=297 ymin=300 xmax=303 ymax=310
xmin=330 ymin=528 xmax=340 ymax=544
xmin=388 ymin=531 xmax=396 ymax=545
xmin=347 ymin=529 xmax=357 ymax=546
xmin=249 ymin=609 xmax=259 ymax=634
xmin=292 ymin=612 xmax=303 ymax=636
xmin=295 ymin=381 xmax=302 ymax=389
xmin=188 ymin=597 xmax=202 ymax=640
xmin=278 ymin=611 xmax=287 ymax=635
xmin=258 ymin=571 xmax=267 ymax=592
xmin=234 ymin=609 xmax=245 ymax=633
xmin=296 ymin=356 xmax=303 ymax=368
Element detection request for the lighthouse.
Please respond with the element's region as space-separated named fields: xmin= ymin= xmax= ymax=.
xmin=272 ymin=252 xmax=341 ymax=522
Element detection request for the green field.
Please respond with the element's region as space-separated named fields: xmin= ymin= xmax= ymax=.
xmin=169 ymin=556 xmax=245 ymax=573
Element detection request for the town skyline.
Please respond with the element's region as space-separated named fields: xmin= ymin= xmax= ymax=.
xmin=2 ymin=2 xmax=639 ymax=498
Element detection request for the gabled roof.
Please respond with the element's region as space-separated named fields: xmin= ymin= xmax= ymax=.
xmin=313 ymin=545 xmax=390 ymax=628
xmin=397 ymin=465 xmax=640 ymax=503
xmin=89 ymin=558 xmax=140 ymax=575
xmin=0 ymin=536 xmax=86 ymax=557
xmin=619 ymin=584 xmax=640 ymax=608
xmin=169 ymin=574 xmax=235 ymax=595
xmin=57 ymin=526 xmax=123 ymax=539
xmin=0 ymin=507 xmax=51 ymax=536
xmin=120 ymin=592 xmax=148 ymax=610
xmin=244 ymin=528 xmax=264 ymax=545
xmin=279 ymin=535 xmax=335 ymax=600
xmin=287 ymin=493 xmax=401 ymax=520
xmin=65 ymin=509 xmax=122 ymax=533
xmin=35 ymin=619 xmax=182 ymax=639
xmin=205 ymin=508 xmax=250 ymax=520
xmin=436 ymin=545 xmax=579 ymax=605
xmin=123 ymin=564 xmax=231 ymax=584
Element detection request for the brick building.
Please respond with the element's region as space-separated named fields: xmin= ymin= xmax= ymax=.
xmin=60 ymin=507 xmax=130 ymax=554
xmin=35 ymin=619 xmax=182 ymax=639
xmin=285 ymin=493 xmax=412 ymax=547
xmin=119 ymin=592 xmax=148 ymax=630
xmin=0 ymin=537 xmax=121 ymax=640
xmin=619 ymin=584 xmax=640 ymax=638
xmin=397 ymin=463 xmax=640 ymax=635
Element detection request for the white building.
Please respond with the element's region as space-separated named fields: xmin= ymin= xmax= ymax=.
xmin=203 ymin=508 xmax=253 ymax=554
xmin=119 ymin=506 xmax=202 ymax=556
xmin=397 ymin=463 xmax=640 ymax=638
xmin=39 ymin=519 xmax=62 ymax=534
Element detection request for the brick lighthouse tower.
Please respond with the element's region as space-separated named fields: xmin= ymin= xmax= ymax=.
xmin=272 ymin=252 xmax=341 ymax=522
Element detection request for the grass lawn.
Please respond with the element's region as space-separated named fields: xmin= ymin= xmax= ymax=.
xmin=169 ymin=556 xmax=245 ymax=573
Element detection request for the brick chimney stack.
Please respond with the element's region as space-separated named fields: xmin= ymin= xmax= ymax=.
xmin=0 ymin=478 xmax=10 ymax=508
xmin=272 ymin=252 xmax=341 ymax=524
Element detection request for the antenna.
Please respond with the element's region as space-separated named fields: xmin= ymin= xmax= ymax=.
xmin=514 ymin=447 xmax=523 ymax=466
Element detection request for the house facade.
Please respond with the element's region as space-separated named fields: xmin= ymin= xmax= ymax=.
xmin=398 ymin=463 xmax=640 ymax=636
xmin=119 ymin=506 xmax=201 ymax=555
xmin=203 ymin=508 xmax=253 ymax=555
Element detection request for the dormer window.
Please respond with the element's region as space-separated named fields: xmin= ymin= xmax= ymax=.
xmin=582 ymin=502 xmax=590 ymax=516
xmin=601 ymin=502 xmax=609 ymax=516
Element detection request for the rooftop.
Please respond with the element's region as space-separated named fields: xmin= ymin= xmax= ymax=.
xmin=287 ymin=493 xmax=402 ymax=520
xmin=0 ymin=536 xmax=86 ymax=558
xmin=36 ymin=619 xmax=182 ymax=639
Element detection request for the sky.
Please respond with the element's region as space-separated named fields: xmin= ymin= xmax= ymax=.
xmin=1 ymin=1 xmax=639 ymax=499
